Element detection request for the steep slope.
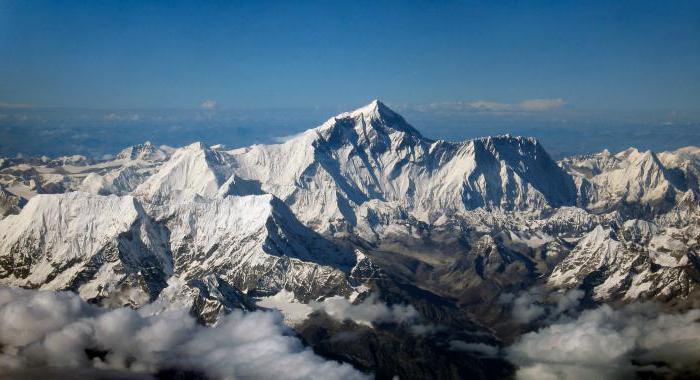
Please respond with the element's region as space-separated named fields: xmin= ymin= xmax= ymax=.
xmin=151 ymin=194 xmax=362 ymax=302
xmin=548 ymin=220 xmax=700 ymax=301
xmin=133 ymin=142 xmax=235 ymax=203
xmin=0 ymin=192 xmax=172 ymax=306
xmin=223 ymin=100 xmax=577 ymax=228
xmin=80 ymin=141 xmax=172 ymax=195
xmin=0 ymin=186 xmax=25 ymax=218
xmin=116 ymin=140 xmax=170 ymax=161
xmin=0 ymin=141 xmax=171 ymax=203
xmin=148 ymin=275 xmax=256 ymax=324
xmin=562 ymin=147 xmax=699 ymax=214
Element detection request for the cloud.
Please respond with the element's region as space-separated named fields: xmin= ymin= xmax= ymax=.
xmin=312 ymin=294 xmax=419 ymax=327
xmin=518 ymin=98 xmax=565 ymax=111
xmin=0 ymin=101 xmax=33 ymax=109
xmin=500 ymin=287 xmax=584 ymax=324
xmin=507 ymin=304 xmax=700 ymax=379
xmin=448 ymin=341 xmax=500 ymax=356
xmin=104 ymin=113 xmax=140 ymax=122
xmin=0 ymin=287 xmax=368 ymax=380
xmin=200 ymin=100 xmax=217 ymax=110
xmin=410 ymin=98 xmax=566 ymax=115
xmin=468 ymin=100 xmax=511 ymax=111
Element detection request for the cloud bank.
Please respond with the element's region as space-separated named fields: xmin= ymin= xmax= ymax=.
xmin=312 ymin=294 xmax=419 ymax=327
xmin=0 ymin=287 xmax=368 ymax=380
xmin=507 ymin=304 xmax=700 ymax=380
xmin=499 ymin=286 xmax=585 ymax=324
xmin=200 ymin=100 xmax=217 ymax=109
xmin=518 ymin=98 xmax=565 ymax=111
xmin=409 ymin=98 xmax=566 ymax=115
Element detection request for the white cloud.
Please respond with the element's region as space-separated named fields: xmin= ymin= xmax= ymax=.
xmin=468 ymin=100 xmax=511 ymax=111
xmin=518 ymin=98 xmax=565 ymax=111
xmin=0 ymin=287 xmax=368 ymax=380
xmin=410 ymin=98 xmax=566 ymax=115
xmin=104 ymin=113 xmax=140 ymax=122
xmin=500 ymin=287 xmax=584 ymax=324
xmin=507 ymin=303 xmax=700 ymax=379
xmin=0 ymin=101 xmax=33 ymax=109
xmin=312 ymin=293 xmax=419 ymax=327
xmin=200 ymin=100 xmax=217 ymax=109
xmin=448 ymin=341 xmax=500 ymax=356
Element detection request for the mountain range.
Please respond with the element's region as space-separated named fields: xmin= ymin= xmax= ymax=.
xmin=1 ymin=100 xmax=699 ymax=379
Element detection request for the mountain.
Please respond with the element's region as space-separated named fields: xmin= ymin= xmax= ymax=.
xmin=561 ymin=146 xmax=700 ymax=215
xmin=0 ymin=140 xmax=171 ymax=202
xmin=134 ymin=142 xmax=235 ymax=203
xmin=0 ymin=186 xmax=25 ymax=218
xmin=0 ymin=192 xmax=172 ymax=306
xmin=152 ymin=193 xmax=362 ymax=302
xmin=223 ymin=100 xmax=577 ymax=229
xmin=548 ymin=219 xmax=700 ymax=302
xmin=1 ymin=100 xmax=700 ymax=379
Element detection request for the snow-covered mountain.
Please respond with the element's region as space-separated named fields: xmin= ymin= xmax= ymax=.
xmin=0 ymin=192 xmax=172 ymax=306
xmin=561 ymin=146 xmax=700 ymax=214
xmin=152 ymin=193 xmax=361 ymax=301
xmin=548 ymin=219 xmax=699 ymax=301
xmin=0 ymin=140 xmax=171 ymax=207
xmin=221 ymin=100 xmax=577 ymax=228
xmin=1 ymin=100 xmax=699 ymax=331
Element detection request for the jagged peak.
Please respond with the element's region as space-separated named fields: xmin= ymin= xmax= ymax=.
xmin=615 ymin=147 xmax=644 ymax=161
xmin=472 ymin=134 xmax=540 ymax=146
xmin=117 ymin=140 xmax=161 ymax=160
xmin=348 ymin=99 xmax=393 ymax=118
xmin=182 ymin=141 xmax=208 ymax=152
xmin=610 ymin=147 xmax=665 ymax=169
xmin=318 ymin=100 xmax=422 ymax=137
xmin=618 ymin=147 xmax=639 ymax=155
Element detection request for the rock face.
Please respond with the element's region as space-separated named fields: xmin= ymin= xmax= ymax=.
xmin=548 ymin=220 xmax=700 ymax=302
xmin=134 ymin=142 xmax=235 ymax=203
xmin=222 ymin=100 xmax=577 ymax=227
xmin=150 ymin=275 xmax=256 ymax=324
xmin=561 ymin=146 xmax=700 ymax=214
xmin=0 ymin=192 xmax=172 ymax=306
xmin=155 ymin=194 xmax=359 ymax=302
xmin=0 ymin=186 xmax=25 ymax=218
xmin=0 ymin=100 xmax=699 ymax=329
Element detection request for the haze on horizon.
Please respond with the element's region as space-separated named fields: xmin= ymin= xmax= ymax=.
xmin=1 ymin=0 xmax=699 ymax=158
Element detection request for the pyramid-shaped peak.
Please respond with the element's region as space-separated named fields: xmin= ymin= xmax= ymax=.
xmin=349 ymin=99 xmax=395 ymax=118
xmin=322 ymin=100 xmax=421 ymax=137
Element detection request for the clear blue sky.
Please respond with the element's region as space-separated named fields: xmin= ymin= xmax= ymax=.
xmin=1 ymin=1 xmax=700 ymax=159
xmin=1 ymin=0 xmax=698 ymax=111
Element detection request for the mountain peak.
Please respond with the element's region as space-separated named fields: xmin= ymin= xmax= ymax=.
xmin=348 ymin=99 xmax=394 ymax=119
xmin=117 ymin=140 xmax=166 ymax=161
xmin=320 ymin=100 xmax=422 ymax=138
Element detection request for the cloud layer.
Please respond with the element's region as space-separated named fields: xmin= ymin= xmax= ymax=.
xmin=409 ymin=98 xmax=566 ymax=115
xmin=200 ymin=100 xmax=217 ymax=109
xmin=499 ymin=286 xmax=584 ymax=324
xmin=506 ymin=303 xmax=700 ymax=379
xmin=312 ymin=294 xmax=419 ymax=327
xmin=0 ymin=287 xmax=368 ymax=380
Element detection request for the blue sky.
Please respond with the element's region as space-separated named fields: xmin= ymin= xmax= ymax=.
xmin=0 ymin=0 xmax=699 ymax=157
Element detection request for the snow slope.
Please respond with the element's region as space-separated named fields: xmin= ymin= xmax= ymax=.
xmin=0 ymin=192 xmax=172 ymax=306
